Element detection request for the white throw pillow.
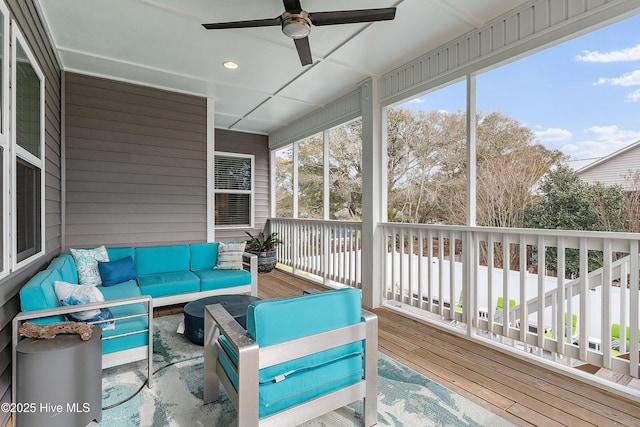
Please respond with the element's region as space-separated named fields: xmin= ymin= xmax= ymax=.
xmin=54 ymin=281 xmax=115 ymax=330
xmin=70 ymin=246 xmax=109 ymax=286
xmin=214 ymin=242 xmax=246 ymax=270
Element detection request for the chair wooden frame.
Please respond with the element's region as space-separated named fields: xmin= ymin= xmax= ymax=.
xmin=204 ymin=303 xmax=378 ymax=427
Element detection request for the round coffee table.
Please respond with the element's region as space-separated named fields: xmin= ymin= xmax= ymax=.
xmin=183 ymin=294 xmax=260 ymax=345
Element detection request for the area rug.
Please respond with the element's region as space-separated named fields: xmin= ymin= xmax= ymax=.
xmin=94 ymin=314 xmax=514 ymax=426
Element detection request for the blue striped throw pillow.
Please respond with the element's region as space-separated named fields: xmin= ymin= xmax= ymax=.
xmin=214 ymin=242 xmax=246 ymax=270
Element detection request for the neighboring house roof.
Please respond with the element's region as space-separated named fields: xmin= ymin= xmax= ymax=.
xmin=577 ymin=139 xmax=640 ymax=191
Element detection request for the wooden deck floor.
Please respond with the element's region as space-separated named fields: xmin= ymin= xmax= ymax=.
xmin=156 ymin=269 xmax=640 ymax=427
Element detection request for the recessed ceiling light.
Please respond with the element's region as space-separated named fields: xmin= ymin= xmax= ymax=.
xmin=223 ymin=61 xmax=239 ymax=70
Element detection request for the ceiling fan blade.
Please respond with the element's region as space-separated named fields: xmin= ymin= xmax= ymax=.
xmin=283 ymin=0 xmax=302 ymax=12
xmin=309 ymin=8 xmax=396 ymax=26
xmin=202 ymin=17 xmax=281 ymax=30
xmin=294 ymin=37 xmax=312 ymax=66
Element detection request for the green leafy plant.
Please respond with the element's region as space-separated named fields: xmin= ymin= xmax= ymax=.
xmin=245 ymin=231 xmax=282 ymax=252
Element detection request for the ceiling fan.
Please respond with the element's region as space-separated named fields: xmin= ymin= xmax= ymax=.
xmin=202 ymin=0 xmax=396 ymax=66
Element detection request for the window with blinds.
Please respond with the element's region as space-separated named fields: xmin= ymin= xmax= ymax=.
xmin=214 ymin=153 xmax=254 ymax=228
xmin=13 ymin=28 xmax=44 ymax=266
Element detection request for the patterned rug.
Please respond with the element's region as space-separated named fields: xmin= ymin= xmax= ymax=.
xmin=94 ymin=314 xmax=514 ymax=426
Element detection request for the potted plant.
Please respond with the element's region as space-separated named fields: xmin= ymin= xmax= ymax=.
xmin=245 ymin=231 xmax=282 ymax=273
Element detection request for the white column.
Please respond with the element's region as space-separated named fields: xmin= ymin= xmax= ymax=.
xmin=466 ymin=74 xmax=477 ymax=227
xmin=360 ymin=78 xmax=384 ymax=309
xmin=465 ymin=74 xmax=477 ymax=335
xmin=207 ymin=98 xmax=216 ymax=242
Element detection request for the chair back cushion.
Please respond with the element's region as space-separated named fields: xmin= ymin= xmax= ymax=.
xmin=246 ymin=288 xmax=363 ymax=383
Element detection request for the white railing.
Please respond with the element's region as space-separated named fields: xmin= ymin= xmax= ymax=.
xmin=382 ymin=222 xmax=640 ymax=381
xmin=270 ymin=218 xmax=362 ymax=289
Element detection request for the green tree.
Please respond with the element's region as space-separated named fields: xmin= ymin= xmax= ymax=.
xmin=274 ymin=148 xmax=293 ymax=218
xmin=523 ymin=165 xmax=628 ymax=277
xmin=329 ymin=120 xmax=363 ymax=219
xmin=386 ymin=108 xmax=561 ymax=227
xmin=297 ymin=135 xmax=324 ymax=219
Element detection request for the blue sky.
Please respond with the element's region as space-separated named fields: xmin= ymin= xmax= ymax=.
xmin=401 ymin=13 xmax=640 ymax=170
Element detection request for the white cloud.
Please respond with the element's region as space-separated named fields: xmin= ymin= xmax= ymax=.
xmin=596 ymin=69 xmax=640 ymax=87
xmin=585 ymin=125 xmax=640 ymax=141
xmin=576 ymin=44 xmax=640 ymax=62
xmin=628 ymin=89 xmax=640 ymax=102
xmin=562 ymin=126 xmax=640 ymax=169
xmin=406 ymin=98 xmax=425 ymax=104
xmin=535 ymin=128 xmax=572 ymax=142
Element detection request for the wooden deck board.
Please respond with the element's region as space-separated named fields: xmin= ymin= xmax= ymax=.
xmin=155 ymin=269 xmax=640 ymax=426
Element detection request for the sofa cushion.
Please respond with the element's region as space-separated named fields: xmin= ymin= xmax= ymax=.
xmin=245 ymin=288 xmax=363 ymax=384
xmin=98 ymin=256 xmax=138 ymax=286
xmin=193 ymin=269 xmax=251 ymax=291
xmin=70 ymin=246 xmax=110 ymax=286
xmin=49 ymin=253 xmax=78 ymax=284
xmin=19 ymin=268 xmax=65 ymax=323
xmin=54 ymin=281 xmax=115 ymax=330
xmin=214 ymin=242 xmax=245 ymax=270
xmin=190 ymin=242 xmax=220 ymax=271
xmin=106 ymin=246 xmax=135 ymax=262
xmin=135 ymin=245 xmax=190 ymax=275
xmin=97 ymin=279 xmax=141 ymax=301
xmin=102 ymin=302 xmax=149 ymax=354
xmin=138 ymin=271 xmax=200 ymax=298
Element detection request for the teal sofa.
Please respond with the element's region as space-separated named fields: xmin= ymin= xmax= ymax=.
xmin=15 ymin=242 xmax=258 ymax=370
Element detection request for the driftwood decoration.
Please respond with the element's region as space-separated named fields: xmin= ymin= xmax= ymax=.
xmin=19 ymin=321 xmax=94 ymax=341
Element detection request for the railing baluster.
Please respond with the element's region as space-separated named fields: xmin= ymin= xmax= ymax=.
xmin=269 ymin=218 xmax=640 ymax=387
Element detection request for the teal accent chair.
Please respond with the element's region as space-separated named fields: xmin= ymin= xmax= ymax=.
xmin=204 ymin=288 xmax=378 ymax=427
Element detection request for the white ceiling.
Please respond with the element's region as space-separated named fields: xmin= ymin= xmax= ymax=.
xmin=36 ymin=0 xmax=530 ymax=135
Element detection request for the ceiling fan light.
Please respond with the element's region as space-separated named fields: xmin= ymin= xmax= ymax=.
xmin=282 ymin=11 xmax=310 ymax=39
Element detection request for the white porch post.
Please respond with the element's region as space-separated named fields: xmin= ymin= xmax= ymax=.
xmin=360 ymin=78 xmax=384 ymax=309
xmin=464 ymin=74 xmax=477 ymax=333
xmin=207 ymin=98 xmax=216 ymax=242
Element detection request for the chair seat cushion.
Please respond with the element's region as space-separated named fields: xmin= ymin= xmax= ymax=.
xmin=246 ymin=288 xmax=363 ymax=383
xmin=217 ymin=341 xmax=363 ymax=418
xmin=258 ymin=353 xmax=362 ymax=417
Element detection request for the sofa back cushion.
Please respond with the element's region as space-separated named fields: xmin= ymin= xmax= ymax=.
xmin=246 ymin=288 xmax=363 ymax=383
xmin=135 ymin=244 xmax=190 ymax=275
xmin=190 ymin=242 xmax=220 ymax=270
xmin=107 ymin=246 xmax=135 ymax=262
xmin=20 ymin=268 xmax=65 ymax=322
xmin=49 ymin=253 xmax=78 ymax=284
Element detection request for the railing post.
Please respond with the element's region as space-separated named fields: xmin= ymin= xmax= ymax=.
xmin=464 ymin=229 xmax=476 ymax=338
xmin=322 ymin=223 xmax=330 ymax=286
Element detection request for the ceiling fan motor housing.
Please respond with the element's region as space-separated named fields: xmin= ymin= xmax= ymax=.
xmin=281 ymin=11 xmax=311 ymax=39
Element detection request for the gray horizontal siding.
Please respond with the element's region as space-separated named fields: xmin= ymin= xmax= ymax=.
xmin=0 ymin=1 xmax=63 ymax=424
xmin=65 ymin=73 xmax=208 ymax=248
xmin=215 ymin=129 xmax=270 ymax=243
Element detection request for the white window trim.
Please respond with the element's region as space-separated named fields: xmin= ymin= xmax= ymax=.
xmin=214 ymin=151 xmax=255 ymax=229
xmin=11 ymin=22 xmax=46 ymax=271
xmin=0 ymin=1 xmax=8 ymax=279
